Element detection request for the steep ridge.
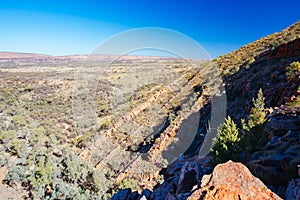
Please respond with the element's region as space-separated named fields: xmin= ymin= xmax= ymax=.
xmin=112 ymin=21 xmax=300 ymax=199
xmin=213 ymin=21 xmax=300 ymax=74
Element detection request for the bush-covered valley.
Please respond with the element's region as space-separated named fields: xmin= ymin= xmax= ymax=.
xmin=0 ymin=21 xmax=300 ymax=200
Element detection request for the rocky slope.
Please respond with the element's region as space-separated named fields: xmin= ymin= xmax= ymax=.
xmin=112 ymin=21 xmax=300 ymax=199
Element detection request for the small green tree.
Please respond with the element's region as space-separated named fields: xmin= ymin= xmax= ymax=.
xmin=210 ymin=116 xmax=241 ymax=165
xmin=241 ymin=89 xmax=267 ymax=150
xmin=242 ymin=88 xmax=266 ymax=131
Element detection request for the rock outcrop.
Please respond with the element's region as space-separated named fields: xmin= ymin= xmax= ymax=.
xmin=285 ymin=178 xmax=300 ymax=200
xmin=187 ymin=161 xmax=282 ymax=200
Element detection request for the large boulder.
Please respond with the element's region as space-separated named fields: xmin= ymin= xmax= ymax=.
xmin=187 ymin=161 xmax=282 ymax=200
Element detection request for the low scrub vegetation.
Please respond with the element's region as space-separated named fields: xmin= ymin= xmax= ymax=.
xmin=286 ymin=61 xmax=300 ymax=80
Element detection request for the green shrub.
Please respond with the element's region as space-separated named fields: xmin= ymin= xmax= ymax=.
xmin=117 ymin=178 xmax=139 ymax=191
xmin=0 ymin=130 xmax=17 ymax=144
xmin=210 ymin=116 xmax=241 ymax=165
xmin=9 ymin=139 xmax=29 ymax=157
xmin=242 ymin=88 xmax=266 ymax=131
xmin=29 ymin=155 xmax=53 ymax=195
xmin=12 ymin=114 xmax=27 ymax=127
xmin=29 ymin=126 xmax=46 ymax=147
xmin=0 ymin=151 xmax=7 ymax=167
xmin=241 ymin=89 xmax=267 ymax=150
xmin=5 ymin=165 xmax=27 ymax=186
xmin=286 ymin=61 xmax=300 ymax=80
xmin=72 ymin=133 xmax=93 ymax=148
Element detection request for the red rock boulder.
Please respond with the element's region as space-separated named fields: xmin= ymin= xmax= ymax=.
xmin=188 ymin=161 xmax=282 ymax=200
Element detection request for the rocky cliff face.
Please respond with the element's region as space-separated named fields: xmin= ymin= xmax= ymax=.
xmin=112 ymin=21 xmax=300 ymax=200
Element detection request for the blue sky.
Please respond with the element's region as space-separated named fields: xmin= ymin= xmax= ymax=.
xmin=0 ymin=0 xmax=299 ymax=58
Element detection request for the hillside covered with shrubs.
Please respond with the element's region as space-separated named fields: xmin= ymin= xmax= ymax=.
xmin=0 ymin=21 xmax=299 ymax=200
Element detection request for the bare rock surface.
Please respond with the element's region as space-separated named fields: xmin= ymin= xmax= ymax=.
xmin=285 ymin=178 xmax=300 ymax=200
xmin=187 ymin=161 xmax=282 ymax=200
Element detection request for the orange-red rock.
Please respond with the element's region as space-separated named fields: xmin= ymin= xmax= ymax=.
xmin=187 ymin=161 xmax=282 ymax=200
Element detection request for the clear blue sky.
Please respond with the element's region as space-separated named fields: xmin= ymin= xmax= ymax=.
xmin=0 ymin=0 xmax=299 ymax=58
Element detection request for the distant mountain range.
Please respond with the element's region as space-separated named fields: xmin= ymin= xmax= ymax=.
xmin=0 ymin=52 xmax=180 ymax=63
